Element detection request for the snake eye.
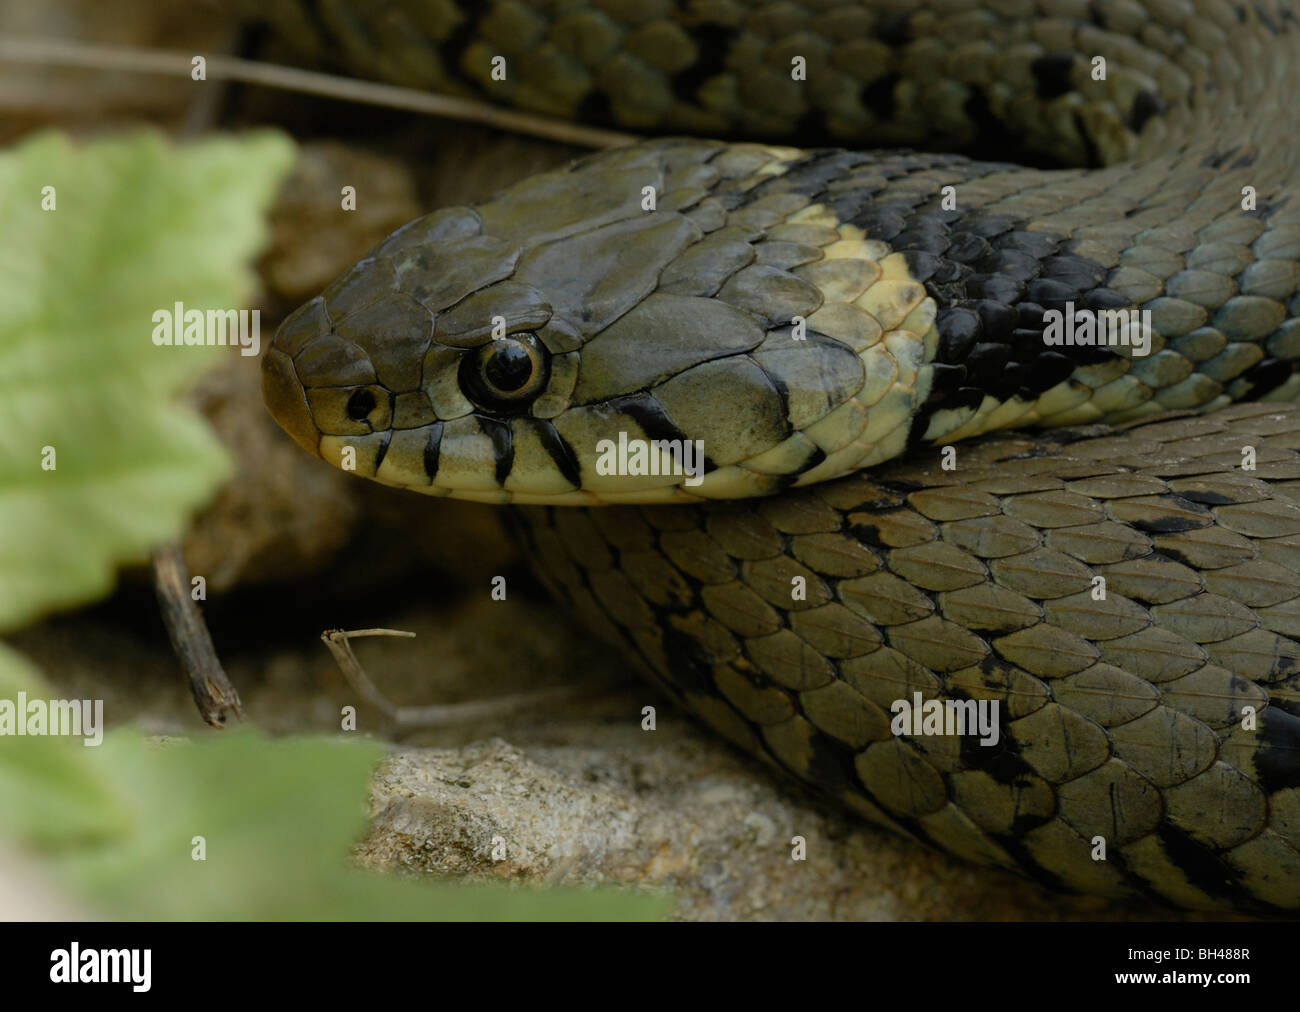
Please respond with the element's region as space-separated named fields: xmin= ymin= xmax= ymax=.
xmin=460 ymin=332 xmax=549 ymax=413
xmin=346 ymin=388 xmax=377 ymax=420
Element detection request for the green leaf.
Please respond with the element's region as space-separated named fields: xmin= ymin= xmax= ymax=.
xmin=40 ymin=729 xmax=672 ymax=921
xmin=0 ymin=129 xmax=296 ymax=632
xmin=0 ymin=654 xmax=670 ymax=918
xmin=0 ymin=643 xmax=126 ymax=847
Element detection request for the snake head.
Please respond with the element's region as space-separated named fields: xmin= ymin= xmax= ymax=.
xmin=263 ymin=140 xmax=920 ymax=504
xmin=261 ymin=203 xmax=549 ymax=502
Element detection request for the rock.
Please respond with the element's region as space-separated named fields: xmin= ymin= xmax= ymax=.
xmin=357 ymin=701 xmax=1209 ymax=921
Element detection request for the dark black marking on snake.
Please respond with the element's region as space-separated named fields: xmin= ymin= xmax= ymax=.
xmin=749 ymin=149 xmax=868 ymax=205
xmin=1256 ymin=3 xmax=1282 ymax=33
xmin=575 ymin=89 xmax=615 ymax=128
xmin=669 ymin=23 xmax=737 ymax=103
xmin=847 ymin=510 xmax=902 ymax=549
xmin=1240 ymin=356 xmax=1295 ymax=399
xmin=954 ymin=730 xmax=1064 ymax=890
xmin=1071 ymin=109 xmax=1103 ymax=168
xmin=1031 ymin=53 xmax=1076 ymax=100
xmin=1128 ymin=90 xmax=1165 ymax=134
xmin=963 ymin=342 xmax=1011 ymax=396
xmin=1153 ymin=825 xmax=1245 ymax=906
xmin=789 ymin=442 xmax=827 ymax=477
xmin=1043 ymin=254 xmax=1106 ymax=290
xmin=422 ymin=421 xmax=444 ymax=481
xmin=1256 ymin=707 xmax=1300 ymax=792
xmin=528 ymin=418 xmax=583 ymax=489
xmin=1246 ymin=197 xmax=1287 ymax=220
xmin=1021 ymin=352 xmax=1077 ymax=398
xmin=963 ymin=87 xmax=1037 ymax=165
xmin=1177 ymin=489 xmax=1240 ymax=507
xmin=874 ymin=13 xmax=913 ymax=46
xmin=1271 ymin=697 xmax=1300 ymax=720
xmin=372 ymin=429 xmax=392 ymax=471
xmin=770 ymin=717 xmax=859 ymax=796
xmin=923 ymin=362 xmax=970 ymax=403
xmin=660 ymin=622 xmax=724 ymax=699
xmin=861 ymin=74 xmax=900 ymax=120
xmin=994 ymin=835 xmax=1071 ymax=893
xmin=864 ymin=478 xmax=920 ymax=500
xmin=900 ymin=249 xmax=941 ymax=283
xmin=748 ymin=356 xmax=794 ymax=430
xmin=435 ymin=1 xmax=488 ymax=91
xmin=1150 ymin=543 xmax=1200 ymax=570
xmin=1127 ymin=495 xmax=1210 ymax=534
xmin=477 ymin=414 xmax=514 ymax=486
xmin=434 ymin=10 xmax=486 ymax=89
xmin=607 ymin=393 xmax=718 ymax=474
xmin=843 ymin=184 xmax=1124 ymax=434
xmin=1201 ymin=147 xmax=1241 ymax=170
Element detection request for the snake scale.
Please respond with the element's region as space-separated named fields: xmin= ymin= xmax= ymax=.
xmin=253 ymin=0 xmax=1300 ymax=913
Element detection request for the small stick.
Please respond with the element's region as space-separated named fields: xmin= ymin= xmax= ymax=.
xmin=0 ymin=37 xmax=637 ymax=150
xmin=152 ymin=542 xmax=244 ymax=727
xmin=321 ymin=628 xmax=584 ymax=732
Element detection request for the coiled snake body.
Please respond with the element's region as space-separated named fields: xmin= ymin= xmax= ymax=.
xmin=257 ymin=0 xmax=1300 ymax=913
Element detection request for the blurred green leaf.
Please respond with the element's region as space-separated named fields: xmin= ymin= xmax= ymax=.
xmin=0 ymin=655 xmax=669 ymax=920
xmin=0 ymin=643 xmax=125 ymax=848
xmin=0 ymin=129 xmax=296 ymax=631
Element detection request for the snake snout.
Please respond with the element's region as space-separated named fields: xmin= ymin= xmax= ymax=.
xmin=261 ymin=343 xmax=319 ymax=455
xmin=262 ymin=297 xmax=330 ymax=455
xmin=262 ymin=294 xmax=396 ymax=461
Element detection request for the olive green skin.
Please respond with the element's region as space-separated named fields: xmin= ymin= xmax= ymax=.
xmin=255 ymin=0 xmax=1300 ymax=911
xmin=513 ymin=403 xmax=1300 ymax=914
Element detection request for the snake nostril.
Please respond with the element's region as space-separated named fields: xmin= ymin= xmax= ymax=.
xmin=347 ymin=388 xmax=377 ymax=420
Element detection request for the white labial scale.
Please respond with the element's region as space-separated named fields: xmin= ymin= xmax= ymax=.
xmin=429 ymin=415 xmax=502 ymax=493
xmin=503 ymin=421 xmax=581 ymax=496
xmin=376 ymin=427 xmax=437 ymax=488
xmin=691 ymin=464 xmax=785 ymax=499
xmin=319 ymin=433 xmax=385 ymax=478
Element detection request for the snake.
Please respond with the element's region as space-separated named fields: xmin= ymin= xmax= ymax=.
xmin=253 ymin=0 xmax=1300 ymax=914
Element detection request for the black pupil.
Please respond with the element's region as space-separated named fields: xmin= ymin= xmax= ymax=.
xmin=483 ymin=342 xmax=533 ymax=392
xmin=347 ymin=389 xmax=376 ymax=420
